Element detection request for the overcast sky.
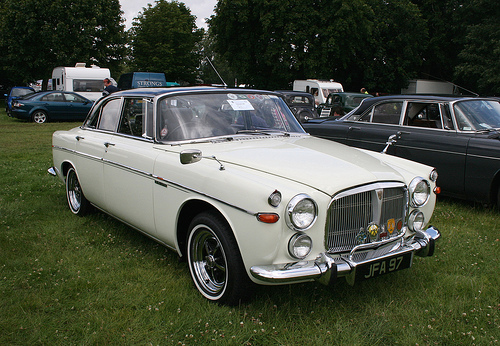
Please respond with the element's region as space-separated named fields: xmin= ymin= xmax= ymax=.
xmin=119 ymin=0 xmax=218 ymax=29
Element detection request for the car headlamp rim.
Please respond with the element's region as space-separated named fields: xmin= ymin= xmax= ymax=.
xmin=408 ymin=210 xmax=425 ymax=232
xmin=409 ymin=177 xmax=430 ymax=207
xmin=285 ymin=194 xmax=318 ymax=231
xmin=288 ymin=233 xmax=313 ymax=259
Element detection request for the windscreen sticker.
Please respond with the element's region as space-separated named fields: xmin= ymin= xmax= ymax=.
xmin=227 ymin=99 xmax=255 ymax=111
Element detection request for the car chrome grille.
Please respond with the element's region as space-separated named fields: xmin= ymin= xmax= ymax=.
xmin=326 ymin=183 xmax=408 ymax=253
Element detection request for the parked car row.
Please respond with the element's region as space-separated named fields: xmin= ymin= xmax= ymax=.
xmin=8 ymin=90 xmax=93 ymax=123
xmin=49 ymin=87 xmax=441 ymax=304
xmin=303 ymin=95 xmax=500 ymax=206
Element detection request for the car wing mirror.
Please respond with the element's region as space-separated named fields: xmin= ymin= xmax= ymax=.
xmin=381 ymin=134 xmax=398 ymax=154
xmin=180 ymin=149 xmax=202 ymax=165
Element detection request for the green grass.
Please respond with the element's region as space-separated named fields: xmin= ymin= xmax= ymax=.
xmin=1 ymin=107 xmax=498 ymax=345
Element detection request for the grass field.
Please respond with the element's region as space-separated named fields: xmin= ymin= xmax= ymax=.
xmin=1 ymin=107 xmax=498 ymax=345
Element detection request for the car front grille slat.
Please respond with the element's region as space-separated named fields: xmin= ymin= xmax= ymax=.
xmin=326 ymin=183 xmax=407 ymax=253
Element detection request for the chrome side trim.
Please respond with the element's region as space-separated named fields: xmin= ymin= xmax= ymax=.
xmin=52 ymin=145 xmax=257 ymax=217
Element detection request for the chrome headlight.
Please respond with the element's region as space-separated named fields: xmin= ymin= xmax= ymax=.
xmin=288 ymin=233 xmax=312 ymax=259
xmin=408 ymin=210 xmax=425 ymax=232
xmin=286 ymin=194 xmax=318 ymax=231
xmin=409 ymin=177 xmax=430 ymax=207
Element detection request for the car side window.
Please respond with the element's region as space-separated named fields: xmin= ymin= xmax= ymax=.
xmin=42 ymin=93 xmax=65 ymax=102
xmin=404 ymin=102 xmax=453 ymax=130
xmin=98 ymin=99 xmax=122 ymax=132
xmin=118 ymin=98 xmax=145 ymax=137
xmin=64 ymin=93 xmax=86 ymax=103
xmin=359 ymin=102 xmax=402 ymax=124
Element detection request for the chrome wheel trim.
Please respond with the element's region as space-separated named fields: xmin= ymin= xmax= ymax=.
xmin=66 ymin=169 xmax=82 ymax=213
xmin=188 ymin=225 xmax=228 ymax=299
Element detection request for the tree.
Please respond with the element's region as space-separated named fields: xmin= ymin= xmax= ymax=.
xmin=0 ymin=0 xmax=127 ymax=87
xmin=455 ymin=0 xmax=500 ymax=95
xmin=128 ymin=0 xmax=204 ymax=84
xmin=209 ymin=0 xmax=428 ymax=93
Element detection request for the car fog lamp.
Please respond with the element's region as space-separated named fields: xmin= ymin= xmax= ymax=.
xmin=429 ymin=169 xmax=438 ymax=182
xmin=409 ymin=177 xmax=430 ymax=207
xmin=286 ymin=194 xmax=318 ymax=231
xmin=408 ymin=210 xmax=425 ymax=232
xmin=288 ymin=233 xmax=312 ymax=259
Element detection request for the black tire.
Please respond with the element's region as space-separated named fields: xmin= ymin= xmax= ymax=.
xmin=66 ymin=167 xmax=91 ymax=216
xmin=187 ymin=212 xmax=253 ymax=305
xmin=32 ymin=110 xmax=48 ymax=124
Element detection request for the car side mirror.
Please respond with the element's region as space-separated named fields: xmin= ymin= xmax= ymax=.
xmin=180 ymin=149 xmax=202 ymax=165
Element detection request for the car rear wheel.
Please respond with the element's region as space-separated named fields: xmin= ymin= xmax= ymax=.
xmin=66 ymin=167 xmax=91 ymax=216
xmin=187 ymin=212 xmax=252 ymax=305
xmin=32 ymin=110 xmax=48 ymax=123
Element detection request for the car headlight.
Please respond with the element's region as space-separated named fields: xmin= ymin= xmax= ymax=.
xmin=408 ymin=210 xmax=425 ymax=232
xmin=286 ymin=194 xmax=318 ymax=231
xmin=288 ymin=233 xmax=312 ymax=259
xmin=409 ymin=177 xmax=430 ymax=207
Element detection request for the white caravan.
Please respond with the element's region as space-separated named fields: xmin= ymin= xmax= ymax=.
xmin=51 ymin=63 xmax=111 ymax=101
xmin=293 ymin=79 xmax=344 ymax=105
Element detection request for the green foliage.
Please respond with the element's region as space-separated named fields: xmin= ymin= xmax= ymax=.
xmin=129 ymin=0 xmax=204 ymax=84
xmin=455 ymin=0 xmax=500 ymax=95
xmin=0 ymin=107 xmax=499 ymax=344
xmin=209 ymin=0 xmax=428 ymax=92
xmin=0 ymin=0 xmax=127 ymax=86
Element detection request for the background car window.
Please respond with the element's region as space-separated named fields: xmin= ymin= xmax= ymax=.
xmin=405 ymin=103 xmax=444 ymax=129
xmin=64 ymin=93 xmax=87 ymax=103
xmin=118 ymin=98 xmax=145 ymax=137
xmin=367 ymin=102 xmax=402 ymax=124
xmin=42 ymin=93 xmax=65 ymax=102
xmin=98 ymin=99 xmax=122 ymax=131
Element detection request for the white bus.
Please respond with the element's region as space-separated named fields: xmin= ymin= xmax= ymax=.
xmin=51 ymin=63 xmax=111 ymax=101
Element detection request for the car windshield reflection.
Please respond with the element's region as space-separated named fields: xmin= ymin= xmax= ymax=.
xmin=157 ymin=92 xmax=305 ymax=141
xmin=454 ymin=100 xmax=500 ymax=131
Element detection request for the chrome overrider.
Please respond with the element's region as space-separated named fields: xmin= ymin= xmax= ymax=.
xmin=250 ymin=225 xmax=441 ymax=285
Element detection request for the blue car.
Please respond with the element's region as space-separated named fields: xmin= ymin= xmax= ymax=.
xmin=11 ymin=91 xmax=93 ymax=123
xmin=4 ymin=86 xmax=35 ymax=116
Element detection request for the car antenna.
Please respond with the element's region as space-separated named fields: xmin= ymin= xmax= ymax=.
xmin=205 ymin=56 xmax=227 ymax=88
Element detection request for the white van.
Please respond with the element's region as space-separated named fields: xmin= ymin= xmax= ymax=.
xmin=51 ymin=63 xmax=111 ymax=101
xmin=293 ymin=79 xmax=344 ymax=105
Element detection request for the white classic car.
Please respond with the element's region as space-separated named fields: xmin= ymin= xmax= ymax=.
xmin=50 ymin=87 xmax=441 ymax=305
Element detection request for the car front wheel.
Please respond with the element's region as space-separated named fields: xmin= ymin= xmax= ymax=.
xmin=187 ymin=212 xmax=252 ymax=305
xmin=66 ymin=167 xmax=91 ymax=216
xmin=32 ymin=110 xmax=48 ymax=123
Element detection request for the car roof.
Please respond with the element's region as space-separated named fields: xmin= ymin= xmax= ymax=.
xmin=110 ymin=86 xmax=281 ymax=98
xmin=352 ymin=94 xmax=490 ymax=114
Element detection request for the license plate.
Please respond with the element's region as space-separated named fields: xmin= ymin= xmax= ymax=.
xmin=355 ymin=252 xmax=413 ymax=281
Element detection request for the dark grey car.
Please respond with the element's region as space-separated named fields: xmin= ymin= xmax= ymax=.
xmin=303 ymin=95 xmax=500 ymax=206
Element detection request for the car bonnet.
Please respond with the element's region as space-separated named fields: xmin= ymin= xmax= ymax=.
xmin=166 ymin=135 xmax=409 ymax=196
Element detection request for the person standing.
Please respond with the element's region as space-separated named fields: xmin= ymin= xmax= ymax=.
xmin=103 ymin=78 xmax=119 ymax=96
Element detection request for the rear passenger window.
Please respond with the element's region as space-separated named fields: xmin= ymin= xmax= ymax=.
xmin=98 ymin=99 xmax=122 ymax=131
xmin=118 ymin=98 xmax=145 ymax=137
xmin=358 ymin=102 xmax=402 ymax=124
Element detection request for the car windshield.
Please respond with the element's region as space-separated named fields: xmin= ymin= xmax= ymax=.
xmin=11 ymin=88 xmax=34 ymax=97
xmin=288 ymin=95 xmax=313 ymax=106
xmin=157 ymin=92 xmax=305 ymax=141
xmin=453 ymin=100 xmax=500 ymax=131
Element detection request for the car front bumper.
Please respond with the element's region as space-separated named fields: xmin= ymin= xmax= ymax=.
xmin=250 ymin=226 xmax=441 ymax=285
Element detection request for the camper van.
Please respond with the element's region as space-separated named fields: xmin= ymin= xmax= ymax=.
xmin=118 ymin=72 xmax=179 ymax=90
xmin=51 ymin=63 xmax=111 ymax=101
xmin=293 ymin=79 xmax=344 ymax=105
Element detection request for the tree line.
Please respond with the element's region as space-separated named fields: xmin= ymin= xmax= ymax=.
xmin=0 ymin=0 xmax=498 ymax=95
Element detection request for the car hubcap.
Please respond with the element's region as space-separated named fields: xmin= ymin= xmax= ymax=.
xmin=34 ymin=112 xmax=46 ymax=123
xmin=67 ymin=172 xmax=81 ymax=212
xmin=190 ymin=226 xmax=227 ymax=297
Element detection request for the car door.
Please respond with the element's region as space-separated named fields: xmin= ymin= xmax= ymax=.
xmin=40 ymin=92 xmax=67 ymax=119
xmin=346 ymin=100 xmax=404 ymax=152
xmin=63 ymin=93 xmax=92 ymax=119
xmin=73 ymin=98 xmax=120 ymax=209
xmin=101 ymin=97 xmax=157 ymax=234
xmin=393 ymin=102 xmax=468 ymax=198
